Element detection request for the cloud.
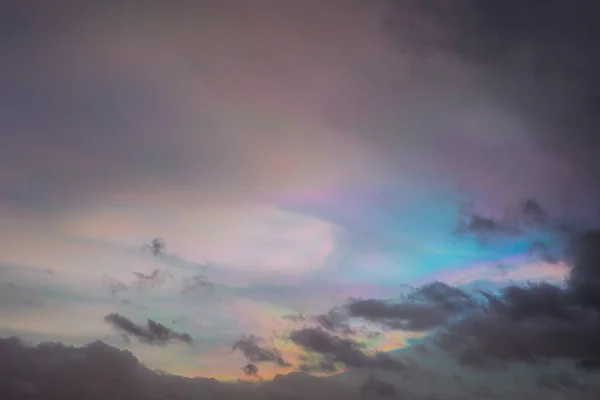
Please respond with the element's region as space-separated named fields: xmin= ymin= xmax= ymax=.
xmin=433 ymin=230 xmax=600 ymax=370
xmin=282 ymin=313 xmax=308 ymax=323
xmin=0 ymin=336 xmax=366 ymax=400
xmin=148 ymin=237 xmax=166 ymax=257
xmin=528 ymin=241 xmax=559 ymax=264
xmin=536 ymin=372 xmax=587 ymax=393
xmin=0 ymin=323 xmax=594 ymax=399
xmin=232 ymin=334 xmax=290 ymax=367
xmin=567 ymin=231 xmax=600 ymax=307
xmin=241 ymin=362 xmax=259 ymax=377
xmin=412 ymin=343 xmax=429 ymax=355
xmin=520 ymin=199 xmax=549 ymax=227
xmin=456 ymin=199 xmax=549 ymax=242
xmin=132 ymin=269 xmax=173 ymax=292
xmin=4 ymin=0 xmax=600 ymax=393
xmin=369 ymin=1 xmax=600 ymax=225
xmin=386 ymin=0 xmax=600 ymax=165
xmin=458 ymin=212 xmax=523 ymax=241
xmin=288 ymin=328 xmax=405 ymax=372
xmin=359 ymin=373 xmax=397 ymax=397
xmin=345 ymin=282 xmax=475 ymax=331
xmin=181 ymin=273 xmax=214 ymax=296
xmin=312 ymin=307 xmax=354 ymax=335
xmin=297 ymin=353 xmax=339 ymax=374
xmin=0 ymin=336 xmax=148 ymax=398
xmin=281 ymin=307 xmax=357 ymax=337
xmin=0 ymin=0 xmax=390 ymax=217
xmin=104 ymin=313 xmax=192 ymax=345
xmin=295 ymin=225 xmax=600 ymax=376
xmin=142 ymin=241 xmax=212 ymax=274
xmin=101 ymin=275 xmax=129 ymax=296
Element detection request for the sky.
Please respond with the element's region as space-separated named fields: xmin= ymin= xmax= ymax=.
xmin=2 ymin=1 xmax=600 ymax=399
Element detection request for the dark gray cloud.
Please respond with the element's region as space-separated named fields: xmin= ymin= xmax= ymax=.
xmin=104 ymin=313 xmax=192 ymax=345
xmin=464 ymin=383 xmax=493 ymax=399
xmin=289 ymin=328 xmax=405 ymax=372
xmin=345 ymin=282 xmax=475 ymax=331
xmin=148 ymin=237 xmax=166 ymax=257
xmin=318 ymin=1 xmax=600 ymax=233
xmin=296 ymin=227 xmax=600 ymax=375
xmin=457 ymin=199 xmax=549 ymax=242
xmin=528 ymin=241 xmax=559 ymax=264
xmin=536 ymin=372 xmax=587 ymax=393
xmin=232 ymin=335 xmax=290 ymax=367
xmin=386 ymin=1 xmax=600 ymax=184
xmin=412 ymin=343 xmax=429 ymax=355
xmin=0 ymin=336 xmax=146 ymax=399
xmin=568 ymin=231 xmax=600 ymax=307
xmin=283 ymin=308 xmax=379 ymax=338
xmin=0 ymin=337 xmax=369 ymax=400
xmin=457 ymin=211 xmax=523 ymax=241
xmin=521 ymin=199 xmax=549 ymax=227
xmin=0 ymin=334 xmax=591 ymax=399
xmin=241 ymin=362 xmax=259 ymax=377
xmin=266 ymin=371 xmax=372 ymax=400
xmin=297 ymin=353 xmax=338 ymax=374
xmin=142 ymin=239 xmax=212 ymax=273
xmin=433 ymin=230 xmax=600 ymax=370
xmin=313 ymin=307 xmax=354 ymax=335
xmin=359 ymin=373 xmax=397 ymax=397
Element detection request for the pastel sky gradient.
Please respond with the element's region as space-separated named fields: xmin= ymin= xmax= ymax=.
xmin=1 ymin=1 xmax=596 ymax=391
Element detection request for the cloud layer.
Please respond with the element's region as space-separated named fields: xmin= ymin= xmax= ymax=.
xmin=2 ymin=0 xmax=600 ymax=397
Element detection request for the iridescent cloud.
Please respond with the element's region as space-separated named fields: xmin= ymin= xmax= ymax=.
xmin=1 ymin=1 xmax=594 ymax=391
